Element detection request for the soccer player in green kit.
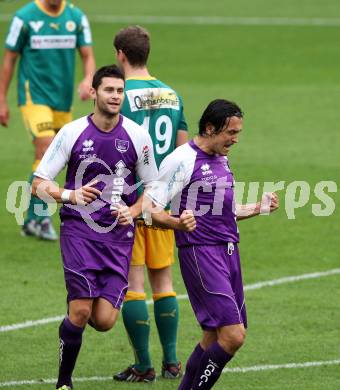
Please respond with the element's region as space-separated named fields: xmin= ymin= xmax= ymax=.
xmin=113 ymin=25 xmax=188 ymax=382
xmin=0 ymin=0 xmax=95 ymax=240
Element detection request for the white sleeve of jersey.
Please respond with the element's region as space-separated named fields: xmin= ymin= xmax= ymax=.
xmin=147 ymin=143 xmax=196 ymax=208
xmin=34 ymin=116 xmax=88 ymax=181
xmin=5 ymin=16 xmax=24 ymax=48
xmin=81 ymin=15 xmax=92 ymax=44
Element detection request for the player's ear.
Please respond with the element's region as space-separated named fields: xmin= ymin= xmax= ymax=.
xmin=89 ymin=87 xmax=96 ymax=100
xmin=205 ymin=123 xmax=215 ymax=136
xmin=116 ymin=49 xmax=124 ymax=62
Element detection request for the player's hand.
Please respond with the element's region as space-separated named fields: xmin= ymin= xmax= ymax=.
xmin=178 ymin=210 xmax=196 ymax=231
xmin=78 ymin=79 xmax=92 ymax=101
xmin=112 ymin=204 xmax=133 ymax=225
xmin=70 ymin=180 xmax=101 ymax=205
xmin=0 ymin=100 xmax=9 ymax=127
xmin=261 ymin=192 xmax=279 ymax=213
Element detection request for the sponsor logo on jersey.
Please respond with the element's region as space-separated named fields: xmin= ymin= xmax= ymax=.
xmin=82 ymin=139 xmax=94 ymax=152
xmin=79 ymin=153 xmax=97 ymax=160
xmin=49 ymin=22 xmax=60 ymax=31
xmin=115 ymin=139 xmax=129 ymax=153
xmin=201 ymin=163 xmax=213 ymax=176
xmin=142 ymin=145 xmax=150 ymax=165
xmin=29 ymin=21 xmax=44 ymax=33
xmin=65 ymin=20 xmax=76 ymax=32
xmin=127 ymin=231 xmax=134 ymax=238
xmin=30 ymin=35 xmax=76 ymax=49
xmin=126 ymin=88 xmax=180 ymax=112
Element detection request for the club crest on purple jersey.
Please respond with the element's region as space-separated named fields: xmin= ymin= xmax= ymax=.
xmin=115 ymin=138 xmax=129 ymax=153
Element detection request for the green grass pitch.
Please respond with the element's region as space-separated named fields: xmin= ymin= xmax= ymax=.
xmin=0 ymin=0 xmax=340 ymax=389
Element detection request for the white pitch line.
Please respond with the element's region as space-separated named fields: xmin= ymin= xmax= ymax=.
xmin=1 ymin=268 xmax=339 ymax=333
xmin=0 ymin=376 xmax=111 ymax=388
xmin=1 ymin=15 xmax=340 ymax=26
xmin=223 ymin=359 xmax=340 ymax=373
xmin=1 ymin=359 xmax=340 ymax=387
xmin=0 ymin=315 xmax=64 ymax=333
xmin=243 ymin=268 xmax=340 ymax=291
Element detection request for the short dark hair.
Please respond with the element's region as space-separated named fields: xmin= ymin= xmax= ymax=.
xmin=198 ymin=99 xmax=243 ymax=136
xmin=113 ymin=25 xmax=150 ymax=67
xmin=92 ymin=64 xmax=125 ymax=90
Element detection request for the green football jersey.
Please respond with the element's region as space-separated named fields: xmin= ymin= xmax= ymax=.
xmin=5 ymin=0 xmax=92 ymax=111
xmin=121 ymin=77 xmax=188 ymax=168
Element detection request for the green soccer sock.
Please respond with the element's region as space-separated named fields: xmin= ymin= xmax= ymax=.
xmin=154 ymin=295 xmax=179 ymax=364
xmin=26 ymin=172 xmax=50 ymax=224
xmin=122 ymin=299 xmax=152 ymax=372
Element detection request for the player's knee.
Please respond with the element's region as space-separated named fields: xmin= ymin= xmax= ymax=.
xmin=128 ymin=266 xmax=145 ymax=292
xmin=70 ymin=307 xmax=92 ymax=327
xmin=91 ymin=313 xmax=117 ymax=332
xmin=98 ymin=316 xmax=117 ymax=331
xmin=218 ymin=326 xmax=246 ymax=354
xmin=232 ymin=328 xmax=246 ymax=350
xmin=149 ymin=266 xmax=173 ymax=293
xmin=201 ymin=331 xmax=218 ymax=350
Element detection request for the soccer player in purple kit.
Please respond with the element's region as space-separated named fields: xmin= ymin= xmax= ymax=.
xmin=31 ymin=64 xmax=195 ymax=390
xmin=146 ymin=99 xmax=279 ymax=389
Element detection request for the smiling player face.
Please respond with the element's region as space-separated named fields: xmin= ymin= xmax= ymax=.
xmin=93 ymin=77 xmax=125 ymax=117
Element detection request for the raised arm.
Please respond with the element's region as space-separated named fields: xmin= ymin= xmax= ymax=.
xmin=236 ymin=192 xmax=279 ymax=220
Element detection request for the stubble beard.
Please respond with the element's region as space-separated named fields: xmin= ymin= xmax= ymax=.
xmin=97 ymin=100 xmax=120 ymax=120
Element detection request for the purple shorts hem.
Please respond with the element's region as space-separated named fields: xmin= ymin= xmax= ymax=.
xmin=201 ymin=320 xmax=247 ymax=331
xmin=66 ymin=291 xmax=128 ymax=310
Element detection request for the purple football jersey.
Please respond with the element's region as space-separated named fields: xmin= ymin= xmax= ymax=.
xmin=147 ymin=139 xmax=239 ymax=246
xmin=35 ymin=114 xmax=158 ymax=242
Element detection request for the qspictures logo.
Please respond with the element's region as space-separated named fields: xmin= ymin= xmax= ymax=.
xmin=5 ymin=172 xmax=338 ymax=229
